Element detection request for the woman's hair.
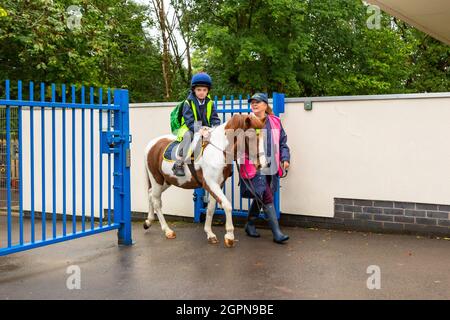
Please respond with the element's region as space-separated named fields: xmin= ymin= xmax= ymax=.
xmin=265 ymin=104 xmax=274 ymax=115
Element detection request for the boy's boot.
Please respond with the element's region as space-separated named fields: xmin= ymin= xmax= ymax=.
xmin=172 ymin=144 xmax=186 ymax=176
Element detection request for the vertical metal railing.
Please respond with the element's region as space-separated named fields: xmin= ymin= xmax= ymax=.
xmin=71 ymin=85 xmax=77 ymax=235
xmin=30 ymin=82 xmax=35 ymax=243
xmin=5 ymin=80 xmax=12 ymax=247
xmin=107 ymin=89 xmax=112 ymax=227
xmin=51 ymin=84 xmax=57 ymax=239
xmin=98 ymin=88 xmax=103 ymax=229
xmin=62 ymin=84 xmax=67 ymax=237
xmin=90 ymin=87 xmax=95 ymax=231
xmin=18 ymin=81 xmax=23 ymax=245
xmin=40 ymin=83 xmax=46 ymax=241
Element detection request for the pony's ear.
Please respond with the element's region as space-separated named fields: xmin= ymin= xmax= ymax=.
xmin=225 ymin=114 xmax=243 ymax=130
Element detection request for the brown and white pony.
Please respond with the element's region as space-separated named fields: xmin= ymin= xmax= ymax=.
xmin=144 ymin=114 xmax=264 ymax=247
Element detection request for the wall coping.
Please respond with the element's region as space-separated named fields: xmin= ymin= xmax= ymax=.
xmin=130 ymin=92 xmax=450 ymax=108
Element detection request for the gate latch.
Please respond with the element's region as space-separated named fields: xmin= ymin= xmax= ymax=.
xmin=101 ymin=130 xmax=123 ymax=153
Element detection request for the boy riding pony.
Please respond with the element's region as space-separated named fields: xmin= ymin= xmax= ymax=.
xmin=172 ymin=72 xmax=221 ymax=176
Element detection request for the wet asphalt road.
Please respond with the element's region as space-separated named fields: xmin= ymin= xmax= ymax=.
xmin=0 ymin=219 xmax=449 ymax=299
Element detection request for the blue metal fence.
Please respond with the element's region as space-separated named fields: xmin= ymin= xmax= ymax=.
xmin=193 ymin=92 xmax=285 ymax=222
xmin=0 ymin=80 xmax=132 ymax=256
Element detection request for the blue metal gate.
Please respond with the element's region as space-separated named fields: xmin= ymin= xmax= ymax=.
xmin=193 ymin=92 xmax=285 ymax=222
xmin=0 ymin=80 xmax=132 ymax=256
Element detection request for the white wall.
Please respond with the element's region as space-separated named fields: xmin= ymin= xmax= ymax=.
xmin=280 ymin=96 xmax=450 ymax=217
xmin=130 ymin=95 xmax=450 ymax=218
xmin=21 ymin=108 xmax=110 ymax=219
xmin=130 ymin=106 xmax=194 ymax=217
xmin=130 ymin=105 xmax=249 ymax=218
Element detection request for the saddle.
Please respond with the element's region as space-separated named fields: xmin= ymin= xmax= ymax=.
xmin=163 ymin=140 xmax=205 ymax=162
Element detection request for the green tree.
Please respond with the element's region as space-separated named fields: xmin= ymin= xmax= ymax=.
xmin=395 ymin=22 xmax=450 ymax=93
xmin=0 ymin=0 xmax=169 ymax=102
xmin=189 ymin=0 xmax=448 ymax=97
xmin=191 ymin=0 xmax=308 ymax=97
xmin=298 ymin=0 xmax=413 ymax=96
xmin=0 ymin=0 xmax=448 ymax=102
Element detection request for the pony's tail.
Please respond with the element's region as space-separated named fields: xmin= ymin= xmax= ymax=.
xmin=145 ymin=154 xmax=152 ymax=191
xmin=144 ymin=160 xmax=153 ymax=230
xmin=145 ymin=165 xmax=152 ymax=191
xmin=147 ymin=175 xmax=152 ymax=190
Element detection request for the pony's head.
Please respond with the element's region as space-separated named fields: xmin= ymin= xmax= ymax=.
xmin=224 ymin=114 xmax=265 ymax=166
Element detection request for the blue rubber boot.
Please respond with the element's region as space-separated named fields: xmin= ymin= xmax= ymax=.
xmin=245 ymin=200 xmax=261 ymax=238
xmin=264 ymin=203 xmax=289 ymax=244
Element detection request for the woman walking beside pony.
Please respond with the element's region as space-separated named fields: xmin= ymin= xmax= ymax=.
xmin=239 ymin=93 xmax=291 ymax=244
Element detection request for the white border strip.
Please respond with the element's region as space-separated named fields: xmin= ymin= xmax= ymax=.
xmin=287 ymin=92 xmax=450 ymax=103
xmin=130 ymin=92 xmax=450 ymax=108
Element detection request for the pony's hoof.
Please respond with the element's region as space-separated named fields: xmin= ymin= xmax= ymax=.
xmin=208 ymin=237 xmax=219 ymax=244
xmin=224 ymin=238 xmax=235 ymax=248
xmin=165 ymin=231 xmax=176 ymax=239
xmin=143 ymin=221 xmax=150 ymax=230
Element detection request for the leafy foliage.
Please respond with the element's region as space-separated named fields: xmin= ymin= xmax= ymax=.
xmin=190 ymin=0 xmax=449 ymax=97
xmin=0 ymin=0 xmax=448 ymax=102
xmin=0 ymin=0 xmax=167 ymax=102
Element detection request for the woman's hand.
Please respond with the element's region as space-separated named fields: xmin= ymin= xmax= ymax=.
xmin=200 ymin=127 xmax=211 ymax=140
xmin=282 ymin=161 xmax=290 ymax=170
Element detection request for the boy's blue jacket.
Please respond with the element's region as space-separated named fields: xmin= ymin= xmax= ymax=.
xmin=182 ymin=91 xmax=221 ymax=133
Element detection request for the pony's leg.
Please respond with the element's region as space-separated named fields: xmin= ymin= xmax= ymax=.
xmin=143 ymin=186 xmax=154 ymax=229
xmin=204 ymin=196 xmax=218 ymax=244
xmin=151 ymin=182 xmax=176 ymax=239
xmin=144 ymin=166 xmax=155 ymax=229
xmin=144 ymin=182 xmax=170 ymax=229
xmin=204 ymin=179 xmax=235 ymax=248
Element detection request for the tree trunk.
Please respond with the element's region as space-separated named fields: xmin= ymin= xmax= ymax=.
xmin=186 ymin=39 xmax=192 ymax=82
xmin=152 ymin=0 xmax=171 ymax=100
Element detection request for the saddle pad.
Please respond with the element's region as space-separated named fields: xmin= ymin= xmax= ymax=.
xmin=164 ymin=140 xmax=180 ymax=161
xmin=163 ymin=140 xmax=204 ymax=162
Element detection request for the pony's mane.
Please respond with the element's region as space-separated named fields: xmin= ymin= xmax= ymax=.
xmin=224 ymin=114 xmax=264 ymax=131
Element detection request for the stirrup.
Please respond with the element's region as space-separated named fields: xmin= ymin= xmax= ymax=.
xmin=172 ymin=161 xmax=185 ymax=176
